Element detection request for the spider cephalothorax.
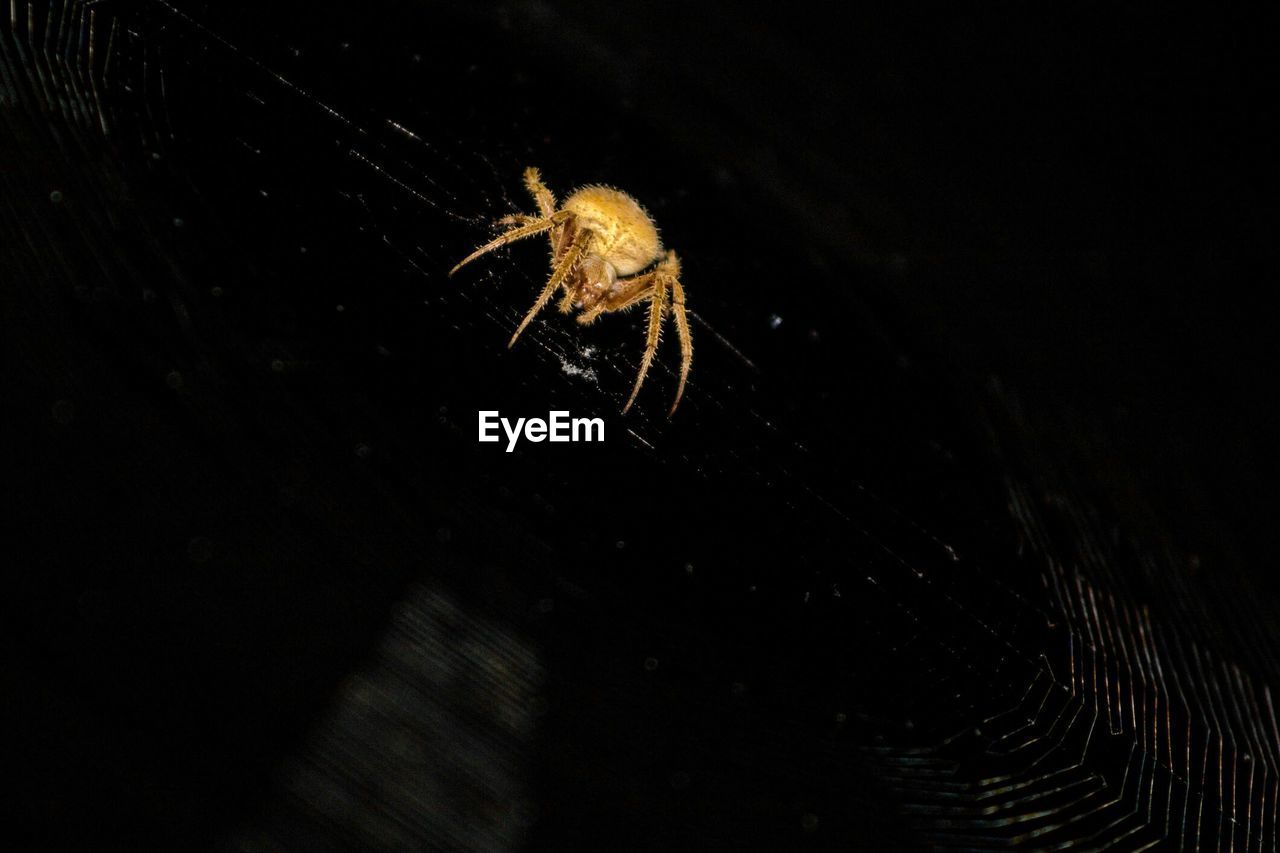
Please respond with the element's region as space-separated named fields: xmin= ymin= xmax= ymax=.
xmin=449 ymin=167 xmax=692 ymax=415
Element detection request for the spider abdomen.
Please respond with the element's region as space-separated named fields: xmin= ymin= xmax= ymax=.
xmin=563 ymin=186 xmax=662 ymax=276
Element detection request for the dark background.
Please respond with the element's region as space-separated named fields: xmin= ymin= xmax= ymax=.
xmin=4 ymin=1 xmax=1274 ymax=850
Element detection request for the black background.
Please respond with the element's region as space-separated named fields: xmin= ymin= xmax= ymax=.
xmin=4 ymin=1 xmax=1274 ymax=850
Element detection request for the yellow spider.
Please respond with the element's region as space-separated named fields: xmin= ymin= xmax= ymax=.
xmin=449 ymin=167 xmax=692 ymax=415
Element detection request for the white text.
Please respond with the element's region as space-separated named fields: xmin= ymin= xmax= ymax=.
xmin=478 ymin=410 xmax=604 ymax=452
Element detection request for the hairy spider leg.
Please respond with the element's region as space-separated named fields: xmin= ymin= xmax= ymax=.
xmin=667 ymin=272 xmax=692 ymax=416
xmin=494 ymin=213 xmax=538 ymax=227
xmin=555 ymin=221 xmax=587 ymax=315
xmin=523 ymin=167 xmax=557 ymax=218
xmin=553 ymin=221 xmax=584 ymax=313
xmin=448 ymin=209 xmax=572 ymax=277
xmin=641 ymin=252 xmax=692 ymax=414
xmin=508 ymin=229 xmax=592 ymax=348
xmin=557 ymin=287 xmax=578 ymax=314
xmin=553 ymin=224 xmax=585 ymax=314
xmin=523 ymin=167 xmax=571 ymax=267
xmin=623 ymin=275 xmax=669 ymax=414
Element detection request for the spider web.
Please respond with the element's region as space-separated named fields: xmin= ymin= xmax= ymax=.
xmin=3 ymin=2 xmax=1275 ymax=851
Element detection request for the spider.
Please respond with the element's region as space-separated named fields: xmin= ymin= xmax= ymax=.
xmin=449 ymin=167 xmax=692 ymax=415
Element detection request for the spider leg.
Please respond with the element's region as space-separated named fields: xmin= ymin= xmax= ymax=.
xmin=524 ymin=167 xmax=571 ymax=266
xmin=448 ymin=209 xmax=572 ymax=277
xmin=550 ymin=229 xmax=575 ymax=274
xmin=523 ymin=167 xmax=557 ymax=218
xmin=509 ymin=229 xmax=592 ymax=348
xmin=665 ymin=256 xmax=692 ymax=416
xmin=622 ymin=275 xmax=668 ymax=414
xmin=495 ymin=213 xmax=538 ymax=228
xmin=557 ymin=288 xmax=577 ymax=314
